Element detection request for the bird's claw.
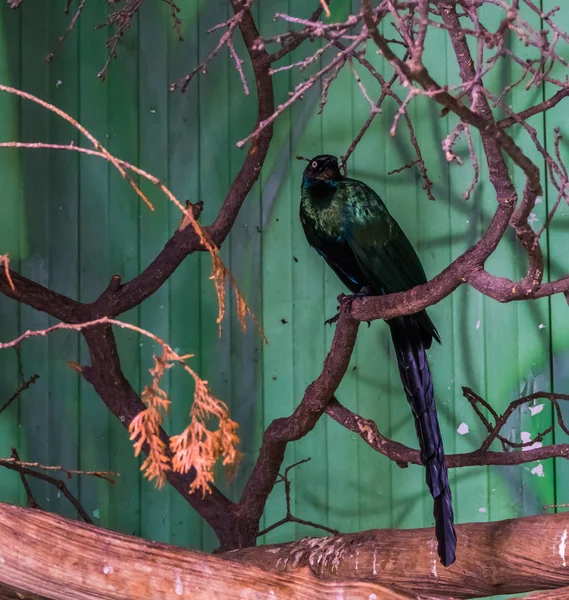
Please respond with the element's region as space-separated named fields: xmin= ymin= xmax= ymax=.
xmin=324 ymin=286 xmax=371 ymax=326
xmin=325 ymin=312 xmax=340 ymax=326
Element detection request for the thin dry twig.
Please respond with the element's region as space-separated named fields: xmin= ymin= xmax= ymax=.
xmin=172 ymin=0 xmax=253 ymax=93
xmin=45 ymin=0 xmax=88 ymax=63
xmin=0 ymin=457 xmax=117 ymax=484
xmin=11 ymin=448 xmax=40 ymax=510
xmin=0 ymin=452 xmax=101 ymax=523
xmin=0 ymin=372 xmax=39 ymax=417
xmin=257 ymin=458 xmax=340 ymax=537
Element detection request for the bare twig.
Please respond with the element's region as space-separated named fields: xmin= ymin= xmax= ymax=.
xmin=11 ymin=448 xmax=40 ymax=510
xmin=0 ymin=371 xmax=38 ymax=417
xmin=45 ymin=0 xmax=88 ymax=63
xmin=0 ymin=455 xmax=97 ymax=523
xmin=0 ymin=457 xmax=118 ymax=484
xmin=258 ymin=458 xmax=340 ymax=537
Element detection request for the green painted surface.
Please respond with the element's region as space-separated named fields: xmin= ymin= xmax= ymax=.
xmin=0 ymin=2 xmax=565 ymax=597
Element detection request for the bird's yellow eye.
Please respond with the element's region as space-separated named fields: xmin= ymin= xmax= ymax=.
xmin=311 ymin=161 xmax=318 ymax=169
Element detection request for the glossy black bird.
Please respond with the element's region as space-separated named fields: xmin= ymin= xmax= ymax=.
xmin=299 ymin=154 xmax=456 ymax=567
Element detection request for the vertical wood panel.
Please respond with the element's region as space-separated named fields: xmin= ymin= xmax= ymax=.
xmin=138 ymin=0 xmax=171 ymax=545
xmin=78 ymin=0 xmax=110 ymax=527
xmin=507 ymin=3 xmax=553 ymax=516
xmin=107 ymin=6 xmax=142 ymax=538
xmin=228 ymin=0 xmax=263 ymax=500
xmin=0 ymin=3 xmax=22 ymax=506
xmin=415 ymin=20 xmax=455 ymax=534
xmin=323 ymin=21 xmax=358 ymax=534
xmin=350 ymin=22 xmax=393 ymax=532
xmin=544 ymin=0 xmax=569 ymax=518
xmin=258 ymin=0 xmax=296 ymax=545
xmin=18 ymin=0 xmax=51 ymax=508
xmin=198 ymin=0 xmax=231 ymax=551
xmin=289 ymin=0 xmax=326 ymax=540
xmin=47 ymin=3 xmax=80 ymax=520
xmin=167 ymin=3 xmax=202 ymax=550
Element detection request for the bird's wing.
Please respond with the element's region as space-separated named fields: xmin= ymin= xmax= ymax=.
xmin=300 ymin=206 xmax=367 ymax=294
xmin=343 ymin=182 xmax=428 ymax=294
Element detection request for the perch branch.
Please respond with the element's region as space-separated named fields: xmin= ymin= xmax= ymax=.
xmin=238 ymin=311 xmax=360 ymax=531
xmin=258 ymin=458 xmax=340 ymax=537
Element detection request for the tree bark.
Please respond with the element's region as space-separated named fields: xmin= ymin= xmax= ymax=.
xmin=2 ymin=501 xmax=569 ymax=599
xmin=231 ymin=512 xmax=569 ymax=599
xmin=0 ymin=502 xmax=422 ymax=600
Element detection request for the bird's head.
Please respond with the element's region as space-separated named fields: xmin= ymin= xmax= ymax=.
xmin=302 ymin=154 xmax=342 ymax=183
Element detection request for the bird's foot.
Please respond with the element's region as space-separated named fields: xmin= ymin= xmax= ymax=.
xmin=324 ymin=286 xmax=371 ymax=326
xmin=325 ymin=312 xmax=340 ymax=326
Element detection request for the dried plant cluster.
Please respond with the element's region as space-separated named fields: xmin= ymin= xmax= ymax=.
xmin=132 ymin=347 xmax=242 ymax=494
xmin=1 ymin=0 xmax=569 ymax=567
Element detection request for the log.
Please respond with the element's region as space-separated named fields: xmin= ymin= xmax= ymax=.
xmin=0 ymin=502 xmax=424 ymax=600
xmin=2 ymin=500 xmax=569 ymax=599
xmin=230 ymin=512 xmax=569 ymax=599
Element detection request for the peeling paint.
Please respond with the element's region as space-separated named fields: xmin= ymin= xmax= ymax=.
xmin=457 ymin=422 xmax=469 ymax=435
xmin=531 ymin=464 xmax=545 ymax=477
xmin=521 ymin=431 xmax=543 ymax=451
xmin=529 ymin=403 xmax=545 ymax=416
xmin=528 ymin=212 xmax=539 ymax=225
xmin=560 ymin=529 xmax=568 ymax=567
xmin=475 ymin=319 xmax=481 ymax=330
xmin=479 ymin=507 xmax=487 ymax=513
xmin=372 ymin=550 xmax=377 ymax=576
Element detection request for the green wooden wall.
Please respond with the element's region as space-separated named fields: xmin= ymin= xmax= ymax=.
xmin=0 ymin=0 xmax=567 ymax=590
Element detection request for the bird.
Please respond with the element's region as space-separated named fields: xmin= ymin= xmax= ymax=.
xmin=299 ymin=153 xmax=456 ymax=567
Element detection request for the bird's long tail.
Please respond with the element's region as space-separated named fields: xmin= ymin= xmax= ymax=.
xmin=389 ymin=316 xmax=457 ymax=567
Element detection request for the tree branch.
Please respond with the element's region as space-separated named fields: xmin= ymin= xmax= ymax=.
xmin=326 ymin=396 xmax=569 ymax=469
xmin=238 ymin=311 xmax=360 ymax=531
xmin=0 ymin=502 xmax=419 ymax=600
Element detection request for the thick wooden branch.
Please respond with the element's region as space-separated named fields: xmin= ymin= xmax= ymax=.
xmin=237 ymin=312 xmax=360 ymax=529
xmin=231 ymin=512 xmax=569 ymax=599
xmin=0 ymin=502 xmax=419 ymax=600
